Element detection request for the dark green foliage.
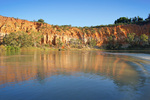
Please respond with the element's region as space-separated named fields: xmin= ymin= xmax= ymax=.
xmin=114 ymin=17 xmax=131 ymax=24
xmin=137 ymin=16 xmax=143 ymax=22
xmin=106 ymin=43 xmax=122 ymax=50
xmin=132 ymin=17 xmax=138 ymax=23
xmin=106 ymin=33 xmax=150 ymax=50
xmin=106 ymin=34 xmax=122 ymax=50
xmin=145 ymin=14 xmax=150 ymax=21
xmin=114 ymin=14 xmax=150 ymax=25
xmin=38 ymin=19 xmax=45 ymax=23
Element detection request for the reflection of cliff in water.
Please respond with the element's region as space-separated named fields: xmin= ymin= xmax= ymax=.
xmin=0 ymin=51 xmax=146 ymax=88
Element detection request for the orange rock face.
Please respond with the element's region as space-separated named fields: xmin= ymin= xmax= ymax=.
xmin=0 ymin=15 xmax=150 ymax=46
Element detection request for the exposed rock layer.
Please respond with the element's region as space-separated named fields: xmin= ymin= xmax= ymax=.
xmin=0 ymin=15 xmax=150 ymax=46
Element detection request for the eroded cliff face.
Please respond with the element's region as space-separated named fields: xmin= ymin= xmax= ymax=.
xmin=0 ymin=15 xmax=150 ymax=46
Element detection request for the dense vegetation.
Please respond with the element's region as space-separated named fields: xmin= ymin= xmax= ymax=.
xmin=106 ymin=33 xmax=150 ymax=50
xmin=0 ymin=31 xmax=42 ymax=51
xmin=91 ymin=14 xmax=150 ymax=28
xmin=0 ymin=31 xmax=97 ymax=51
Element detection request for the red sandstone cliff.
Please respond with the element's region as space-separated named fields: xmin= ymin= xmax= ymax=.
xmin=0 ymin=15 xmax=150 ymax=46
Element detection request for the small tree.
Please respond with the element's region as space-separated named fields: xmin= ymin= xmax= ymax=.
xmin=145 ymin=14 xmax=150 ymax=21
xmin=132 ymin=17 xmax=138 ymax=23
xmin=17 ymin=31 xmax=33 ymax=47
xmin=126 ymin=33 xmax=135 ymax=44
xmin=106 ymin=34 xmax=121 ymax=50
xmin=114 ymin=17 xmax=131 ymax=24
xmin=140 ymin=34 xmax=149 ymax=46
xmin=38 ymin=19 xmax=45 ymax=23
xmin=30 ymin=31 xmax=42 ymax=47
xmin=137 ymin=16 xmax=143 ymax=22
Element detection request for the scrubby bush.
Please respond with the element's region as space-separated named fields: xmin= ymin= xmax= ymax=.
xmin=38 ymin=19 xmax=45 ymax=23
xmin=0 ymin=45 xmax=6 ymax=51
xmin=70 ymin=39 xmax=82 ymax=48
xmin=89 ymin=39 xmax=97 ymax=48
xmin=126 ymin=33 xmax=136 ymax=44
xmin=5 ymin=46 xmax=20 ymax=51
xmin=140 ymin=34 xmax=149 ymax=46
xmin=3 ymin=31 xmax=42 ymax=48
xmin=3 ymin=32 xmax=33 ymax=47
xmin=106 ymin=34 xmax=122 ymax=50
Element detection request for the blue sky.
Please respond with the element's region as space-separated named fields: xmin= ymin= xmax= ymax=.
xmin=0 ymin=0 xmax=150 ymax=27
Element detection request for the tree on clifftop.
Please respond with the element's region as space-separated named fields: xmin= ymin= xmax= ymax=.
xmin=146 ymin=14 xmax=150 ymax=21
xmin=114 ymin=17 xmax=131 ymax=24
xmin=38 ymin=19 xmax=45 ymax=23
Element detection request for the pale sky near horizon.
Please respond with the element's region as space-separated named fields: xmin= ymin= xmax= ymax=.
xmin=0 ymin=0 xmax=150 ymax=27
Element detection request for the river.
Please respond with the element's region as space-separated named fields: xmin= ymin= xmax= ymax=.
xmin=0 ymin=50 xmax=150 ymax=100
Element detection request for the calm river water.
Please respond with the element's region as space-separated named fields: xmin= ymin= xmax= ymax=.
xmin=0 ymin=50 xmax=150 ymax=100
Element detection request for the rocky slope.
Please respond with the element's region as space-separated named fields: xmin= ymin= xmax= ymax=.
xmin=0 ymin=15 xmax=150 ymax=46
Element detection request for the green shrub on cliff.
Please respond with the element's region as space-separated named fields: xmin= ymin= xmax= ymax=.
xmin=126 ymin=33 xmax=135 ymax=44
xmin=140 ymin=34 xmax=149 ymax=46
xmin=38 ymin=19 xmax=45 ymax=23
xmin=140 ymin=34 xmax=148 ymax=42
